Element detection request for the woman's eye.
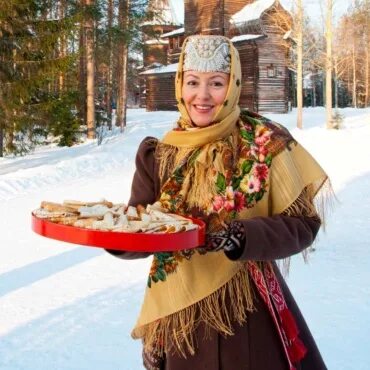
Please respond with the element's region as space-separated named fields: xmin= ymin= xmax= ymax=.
xmin=186 ymin=80 xmax=198 ymax=86
xmin=211 ymin=81 xmax=224 ymax=87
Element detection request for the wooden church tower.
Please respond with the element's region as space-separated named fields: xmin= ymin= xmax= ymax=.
xmin=141 ymin=0 xmax=180 ymax=66
xmin=184 ymin=0 xmax=253 ymax=36
xmin=141 ymin=0 xmax=292 ymax=113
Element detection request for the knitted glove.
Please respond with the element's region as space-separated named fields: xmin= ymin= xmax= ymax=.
xmin=205 ymin=221 xmax=246 ymax=253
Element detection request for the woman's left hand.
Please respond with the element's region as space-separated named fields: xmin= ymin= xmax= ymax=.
xmin=204 ymin=221 xmax=245 ymax=252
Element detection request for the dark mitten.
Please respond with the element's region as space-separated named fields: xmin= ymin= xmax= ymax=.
xmin=205 ymin=221 xmax=245 ymax=252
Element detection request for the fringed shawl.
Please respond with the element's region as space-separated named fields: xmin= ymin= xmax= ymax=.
xmin=131 ymin=111 xmax=330 ymax=358
xmin=131 ymin=36 xmax=330 ymax=359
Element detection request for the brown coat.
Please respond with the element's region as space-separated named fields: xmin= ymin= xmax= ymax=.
xmin=107 ymin=137 xmax=327 ymax=370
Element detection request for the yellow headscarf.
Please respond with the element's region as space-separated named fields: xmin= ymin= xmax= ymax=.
xmin=162 ymin=35 xmax=242 ymax=147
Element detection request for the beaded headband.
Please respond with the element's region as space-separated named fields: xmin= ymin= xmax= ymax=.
xmin=183 ymin=35 xmax=231 ymax=73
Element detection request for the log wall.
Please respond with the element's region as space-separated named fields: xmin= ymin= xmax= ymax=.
xmin=256 ymin=9 xmax=291 ymax=113
xmin=168 ymin=35 xmax=185 ymax=64
xmin=184 ymin=0 xmax=223 ymax=35
xmin=184 ymin=0 xmax=259 ymax=37
xmin=142 ymin=24 xmax=178 ymax=66
xmin=235 ymin=41 xmax=259 ymax=111
xmin=143 ymin=44 xmax=168 ymax=66
xmin=145 ymin=73 xmax=177 ymax=111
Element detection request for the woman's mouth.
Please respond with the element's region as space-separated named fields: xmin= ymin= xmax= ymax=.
xmin=193 ymin=105 xmax=214 ymax=113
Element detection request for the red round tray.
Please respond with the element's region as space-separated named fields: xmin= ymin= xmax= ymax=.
xmin=31 ymin=213 xmax=206 ymax=252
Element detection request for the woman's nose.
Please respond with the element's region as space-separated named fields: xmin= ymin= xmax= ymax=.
xmin=196 ymin=84 xmax=211 ymax=100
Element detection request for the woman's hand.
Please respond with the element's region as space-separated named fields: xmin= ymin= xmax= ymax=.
xmin=204 ymin=221 xmax=245 ymax=253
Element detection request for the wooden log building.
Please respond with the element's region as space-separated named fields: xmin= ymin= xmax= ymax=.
xmin=140 ymin=0 xmax=292 ymax=113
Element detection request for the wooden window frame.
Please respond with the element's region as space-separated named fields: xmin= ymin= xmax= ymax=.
xmin=267 ymin=64 xmax=276 ymax=78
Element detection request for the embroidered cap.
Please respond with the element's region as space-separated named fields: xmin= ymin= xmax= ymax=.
xmin=183 ymin=35 xmax=231 ymax=73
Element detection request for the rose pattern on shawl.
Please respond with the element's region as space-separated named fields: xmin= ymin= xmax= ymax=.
xmin=148 ymin=114 xmax=273 ymax=287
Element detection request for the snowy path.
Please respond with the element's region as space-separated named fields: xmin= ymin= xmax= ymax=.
xmin=0 ymin=108 xmax=369 ymax=369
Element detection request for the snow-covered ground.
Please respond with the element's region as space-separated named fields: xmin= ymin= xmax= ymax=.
xmin=0 ymin=107 xmax=369 ymax=370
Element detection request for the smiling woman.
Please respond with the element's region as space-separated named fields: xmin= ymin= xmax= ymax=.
xmin=106 ymin=34 xmax=331 ymax=370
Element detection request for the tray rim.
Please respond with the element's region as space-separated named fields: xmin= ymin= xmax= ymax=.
xmin=31 ymin=212 xmax=206 ymax=252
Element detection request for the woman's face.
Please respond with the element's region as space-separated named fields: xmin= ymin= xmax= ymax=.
xmin=182 ymin=71 xmax=229 ymax=128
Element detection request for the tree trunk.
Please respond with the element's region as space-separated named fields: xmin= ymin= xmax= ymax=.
xmin=334 ymin=57 xmax=338 ymax=108
xmin=85 ymin=0 xmax=96 ymax=139
xmin=78 ymin=1 xmax=87 ymax=124
xmin=116 ymin=0 xmax=129 ymax=131
xmin=365 ymin=42 xmax=369 ymax=107
xmin=107 ymin=0 xmax=114 ymax=129
xmin=325 ymin=0 xmax=333 ymax=129
xmin=0 ymin=88 xmax=4 ymax=157
xmin=5 ymin=122 xmax=14 ymax=153
xmin=0 ymin=121 xmax=3 ymax=158
xmin=296 ymin=0 xmax=303 ymax=129
xmin=59 ymin=0 xmax=66 ymax=92
xmin=352 ymin=43 xmax=357 ymax=108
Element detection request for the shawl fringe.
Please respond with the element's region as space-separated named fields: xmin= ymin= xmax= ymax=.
xmin=279 ymin=177 xmax=335 ymax=275
xmin=132 ymin=265 xmax=254 ymax=359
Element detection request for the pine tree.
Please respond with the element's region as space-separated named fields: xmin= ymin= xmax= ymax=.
xmin=335 ymin=0 xmax=370 ymax=108
xmin=325 ymin=0 xmax=333 ymax=128
xmin=0 ymin=0 xmax=82 ymax=156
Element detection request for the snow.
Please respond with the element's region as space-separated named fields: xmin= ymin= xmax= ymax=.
xmin=139 ymin=63 xmax=178 ymax=75
xmin=231 ymin=34 xmax=265 ymax=43
xmin=1 ymin=107 xmax=370 ymax=369
xmin=161 ymin=27 xmax=184 ymax=38
xmin=231 ymin=0 xmax=280 ymax=25
xmin=144 ymin=39 xmax=169 ymax=45
xmin=283 ymin=29 xmax=292 ymax=40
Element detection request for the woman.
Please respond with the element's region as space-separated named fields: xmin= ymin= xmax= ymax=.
xmin=108 ymin=35 xmax=330 ymax=370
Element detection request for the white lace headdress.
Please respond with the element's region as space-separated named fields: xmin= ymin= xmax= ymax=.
xmin=183 ymin=35 xmax=231 ymax=73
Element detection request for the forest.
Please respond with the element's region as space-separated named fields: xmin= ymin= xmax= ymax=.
xmin=0 ymin=0 xmax=369 ymax=156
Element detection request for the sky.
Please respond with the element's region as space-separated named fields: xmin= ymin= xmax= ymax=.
xmin=171 ymin=0 xmax=351 ymax=26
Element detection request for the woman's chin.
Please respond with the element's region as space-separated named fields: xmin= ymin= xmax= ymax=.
xmin=191 ymin=115 xmax=214 ymax=128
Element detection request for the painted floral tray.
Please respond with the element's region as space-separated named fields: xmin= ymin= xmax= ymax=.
xmin=31 ymin=213 xmax=206 ymax=252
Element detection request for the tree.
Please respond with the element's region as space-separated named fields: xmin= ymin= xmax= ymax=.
xmin=334 ymin=0 xmax=370 ymax=108
xmin=106 ymin=0 xmax=114 ymax=128
xmin=296 ymin=0 xmax=303 ymax=129
xmin=84 ymin=0 xmax=96 ymax=139
xmin=325 ymin=0 xmax=333 ymax=128
xmin=116 ymin=0 xmax=130 ymax=131
xmin=0 ymin=0 xmax=154 ymax=156
xmin=0 ymin=1 xmax=83 ymax=156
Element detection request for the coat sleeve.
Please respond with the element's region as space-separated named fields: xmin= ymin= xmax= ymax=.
xmin=128 ymin=137 xmax=160 ymax=207
xmin=225 ymin=214 xmax=321 ymax=261
xmin=105 ymin=137 xmax=160 ymax=260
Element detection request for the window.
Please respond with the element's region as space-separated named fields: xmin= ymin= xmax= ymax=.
xmin=267 ymin=64 xmax=276 ymax=78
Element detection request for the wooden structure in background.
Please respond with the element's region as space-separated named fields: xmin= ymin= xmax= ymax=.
xmin=141 ymin=0 xmax=292 ymax=113
xmin=138 ymin=0 xmax=179 ymax=108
